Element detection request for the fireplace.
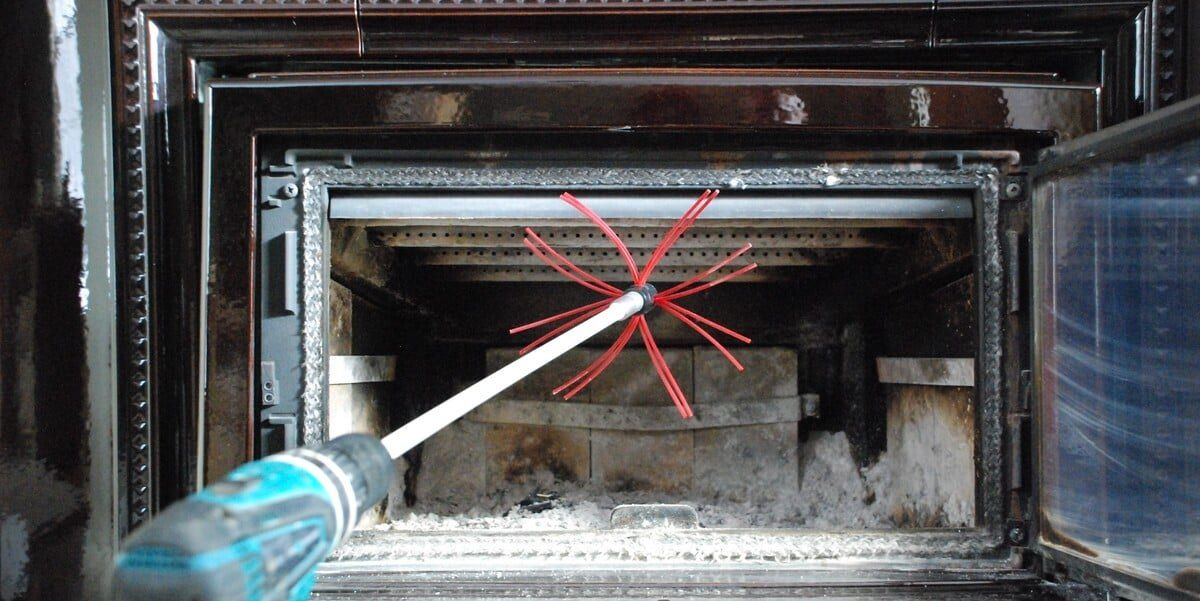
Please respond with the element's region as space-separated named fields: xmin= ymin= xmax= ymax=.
xmin=100 ymin=2 xmax=1198 ymax=598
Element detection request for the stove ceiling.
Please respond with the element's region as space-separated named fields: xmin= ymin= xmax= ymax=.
xmin=333 ymin=191 xmax=969 ymax=282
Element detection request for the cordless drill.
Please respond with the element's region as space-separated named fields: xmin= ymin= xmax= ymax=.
xmin=112 ymin=434 xmax=392 ymax=601
xmin=110 ymin=188 xmax=755 ymax=599
xmin=112 ymin=290 xmax=651 ymax=600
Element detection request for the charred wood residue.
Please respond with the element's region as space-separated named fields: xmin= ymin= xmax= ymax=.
xmin=1173 ymin=567 xmax=1200 ymax=594
xmin=1038 ymin=513 xmax=1100 ymax=559
xmin=486 ymin=424 xmax=589 ymax=484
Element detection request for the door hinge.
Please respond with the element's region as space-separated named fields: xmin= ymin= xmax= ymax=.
xmin=1018 ymin=369 xmax=1032 ymax=412
xmin=1006 ymin=229 xmax=1023 ymax=314
xmin=1009 ymin=370 xmax=1032 ymax=491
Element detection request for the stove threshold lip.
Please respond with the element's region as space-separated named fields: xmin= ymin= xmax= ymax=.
xmin=317 ymin=558 xmax=1023 ymax=578
xmin=274 ymin=163 xmax=1007 ymax=555
xmin=314 ymin=562 xmax=1039 ymax=601
xmin=325 ymin=527 xmax=1006 ymax=567
xmin=316 ymin=533 xmax=1024 ymax=595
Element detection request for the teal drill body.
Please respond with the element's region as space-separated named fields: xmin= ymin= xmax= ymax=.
xmin=113 ymin=434 xmax=392 ymax=601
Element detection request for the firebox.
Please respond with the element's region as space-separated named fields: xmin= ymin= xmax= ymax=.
xmin=256 ymin=158 xmax=1000 ymax=564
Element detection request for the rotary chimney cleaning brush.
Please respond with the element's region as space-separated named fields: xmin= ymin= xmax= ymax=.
xmin=381 ymin=190 xmax=756 ymax=458
xmin=510 ymin=190 xmax=757 ymax=418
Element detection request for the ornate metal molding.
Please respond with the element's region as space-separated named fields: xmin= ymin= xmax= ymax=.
xmin=1152 ymin=0 xmax=1186 ymax=107
xmin=113 ymin=0 xmax=361 ymax=533
xmin=299 ymin=173 xmax=331 ymax=446
xmin=975 ymin=169 xmax=1004 ymax=530
xmin=301 ymin=164 xmax=998 ymax=191
xmin=114 ymin=0 xmax=152 ymax=531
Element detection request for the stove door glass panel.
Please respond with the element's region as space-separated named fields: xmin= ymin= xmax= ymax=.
xmin=1034 ymin=99 xmax=1200 ymax=595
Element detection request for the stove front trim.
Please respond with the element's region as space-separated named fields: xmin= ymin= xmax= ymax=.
xmin=314 ymin=562 xmax=1044 ymax=600
xmin=294 ymin=162 xmax=1005 ymax=556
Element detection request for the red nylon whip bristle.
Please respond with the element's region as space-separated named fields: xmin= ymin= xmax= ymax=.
xmin=510 ymin=190 xmax=757 ymax=418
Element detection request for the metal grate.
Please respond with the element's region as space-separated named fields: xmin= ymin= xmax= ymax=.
xmin=371 ymin=226 xmax=908 ymax=249
xmin=363 ymin=225 xmax=922 ymax=281
xmin=338 ymin=191 xmax=966 ymax=282
xmin=410 ymin=247 xmax=848 ymax=267
xmin=424 ymin=265 xmax=788 ymax=283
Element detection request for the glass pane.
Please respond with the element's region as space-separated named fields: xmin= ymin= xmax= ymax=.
xmin=1036 ymin=135 xmax=1200 ymax=592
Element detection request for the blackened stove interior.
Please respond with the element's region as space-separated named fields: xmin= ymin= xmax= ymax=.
xmin=314 ymin=181 xmax=978 ymax=538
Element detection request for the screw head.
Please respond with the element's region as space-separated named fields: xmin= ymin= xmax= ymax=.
xmin=1004 ymin=181 xmax=1023 ymax=199
xmin=281 ymin=183 xmax=299 ymax=199
xmin=1008 ymin=526 xmax=1026 ymax=544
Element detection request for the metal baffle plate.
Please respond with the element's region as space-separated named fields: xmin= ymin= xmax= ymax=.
xmin=610 ymin=504 xmax=700 ymax=529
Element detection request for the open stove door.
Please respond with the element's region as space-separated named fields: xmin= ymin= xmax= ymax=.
xmin=1031 ymin=96 xmax=1200 ymax=601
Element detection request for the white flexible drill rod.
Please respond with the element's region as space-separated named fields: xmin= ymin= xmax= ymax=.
xmin=380 ymin=290 xmax=646 ymax=459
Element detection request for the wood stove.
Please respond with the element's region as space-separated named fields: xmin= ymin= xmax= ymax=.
xmin=108 ymin=2 xmax=1199 ymax=599
xmin=261 ymin=158 xmax=997 ymax=564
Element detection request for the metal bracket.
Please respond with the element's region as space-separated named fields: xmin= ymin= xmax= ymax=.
xmin=280 ymin=231 xmax=298 ymax=316
xmin=261 ymin=361 xmax=279 ymax=406
xmin=267 ymin=163 xmax=298 ymax=177
xmin=261 ymin=177 xmax=299 ymax=209
xmin=266 ymin=413 xmax=298 ymax=450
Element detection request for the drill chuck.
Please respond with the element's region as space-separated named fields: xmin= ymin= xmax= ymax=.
xmin=113 ymin=434 xmax=392 ymax=601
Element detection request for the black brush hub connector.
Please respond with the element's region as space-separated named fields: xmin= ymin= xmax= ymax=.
xmin=625 ymin=283 xmax=658 ymax=315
